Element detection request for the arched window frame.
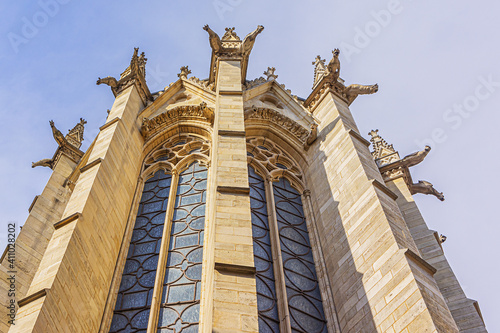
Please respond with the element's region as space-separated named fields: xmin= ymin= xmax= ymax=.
xmin=100 ymin=134 xmax=212 ymax=333
xmin=247 ymin=137 xmax=338 ymax=333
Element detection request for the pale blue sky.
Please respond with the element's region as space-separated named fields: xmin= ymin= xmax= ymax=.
xmin=1 ymin=1 xmax=498 ymax=330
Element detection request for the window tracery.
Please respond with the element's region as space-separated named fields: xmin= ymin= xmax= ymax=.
xmin=109 ymin=134 xmax=209 ymax=333
xmin=247 ymin=137 xmax=328 ymax=333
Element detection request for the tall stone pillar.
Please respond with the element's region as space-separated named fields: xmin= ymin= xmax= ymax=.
xmin=303 ymin=70 xmax=459 ymax=331
xmin=202 ymin=25 xmax=264 ymax=333
xmin=9 ymin=49 xmax=150 ymax=332
xmin=0 ymin=142 xmax=80 ymax=333
xmin=387 ymin=177 xmax=486 ymax=332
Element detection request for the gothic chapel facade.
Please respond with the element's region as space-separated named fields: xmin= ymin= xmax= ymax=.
xmin=0 ymin=26 xmax=487 ymax=332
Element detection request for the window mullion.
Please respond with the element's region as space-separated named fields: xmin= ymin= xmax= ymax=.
xmin=265 ymin=176 xmax=292 ymax=333
xmin=146 ymin=169 xmax=180 ymax=332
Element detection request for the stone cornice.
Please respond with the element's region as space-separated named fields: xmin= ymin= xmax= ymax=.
xmin=141 ymin=103 xmax=214 ymax=140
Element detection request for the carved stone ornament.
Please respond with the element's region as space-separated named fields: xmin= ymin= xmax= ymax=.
xmin=410 ymin=180 xmax=445 ymax=201
xmin=304 ymin=48 xmax=378 ymax=108
xmin=368 ymin=129 xmax=400 ymax=167
xmin=141 ymin=102 xmax=215 ymax=140
xmin=263 ymin=67 xmax=278 ymax=81
xmin=203 ymin=25 xmax=264 ymax=85
xmin=370 ymin=130 xmax=444 ymax=201
xmin=33 ymin=119 xmax=86 ymax=169
xmin=188 ymin=76 xmax=214 ymax=91
xmin=178 ymin=66 xmax=192 ymax=80
xmin=97 ymin=47 xmax=152 ymax=105
xmin=312 ymin=55 xmax=327 ymax=88
xmin=244 ymin=107 xmax=317 ymax=149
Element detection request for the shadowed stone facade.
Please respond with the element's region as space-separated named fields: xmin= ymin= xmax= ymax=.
xmin=0 ymin=26 xmax=487 ymax=333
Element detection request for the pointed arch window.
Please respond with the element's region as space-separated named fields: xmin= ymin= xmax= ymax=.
xmin=248 ymin=138 xmax=328 ymax=333
xmin=109 ymin=135 xmax=210 ymax=333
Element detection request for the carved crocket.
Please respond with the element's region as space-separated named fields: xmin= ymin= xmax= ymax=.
xmin=96 ymin=76 xmax=118 ymax=88
xmin=402 ymin=145 xmax=431 ymax=168
xmin=32 ymin=158 xmax=53 ymax=169
xmin=410 ymin=180 xmax=445 ymax=201
xmin=49 ymin=120 xmax=68 ymax=147
xmin=242 ymin=25 xmax=264 ymax=56
xmin=203 ymin=25 xmax=222 ymax=54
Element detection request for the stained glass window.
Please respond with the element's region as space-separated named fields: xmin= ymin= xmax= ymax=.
xmin=110 ymin=170 xmax=172 ymax=333
xmin=157 ymin=162 xmax=207 ymax=332
xmin=248 ymin=165 xmax=328 ymax=333
xmin=249 ymin=166 xmax=280 ymax=332
xmin=273 ymin=178 xmax=327 ymax=333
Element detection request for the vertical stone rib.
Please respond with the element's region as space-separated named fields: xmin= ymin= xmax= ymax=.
xmin=209 ymin=59 xmax=259 ymax=333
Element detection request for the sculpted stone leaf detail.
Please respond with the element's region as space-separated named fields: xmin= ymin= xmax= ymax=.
xmin=244 ymin=107 xmax=315 ymax=145
xmin=141 ymin=103 xmax=214 ymax=139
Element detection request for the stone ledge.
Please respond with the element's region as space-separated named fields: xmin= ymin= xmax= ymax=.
xmin=218 ymin=130 xmax=246 ymax=137
xmin=218 ymin=90 xmax=243 ymax=96
xmin=80 ymin=158 xmax=103 ymax=173
xmin=348 ymin=129 xmax=371 ymax=147
xmin=28 ymin=195 xmax=39 ymax=213
xmin=217 ymin=186 xmax=250 ymax=195
xmin=215 ymin=262 xmax=256 ymax=275
xmin=54 ymin=212 xmax=82 ymax=230
xmin=99 ymin=117 xmax=121 ymax=131
xmin=405 ymin=249 xmax=437 ymax=275
xmin=371 ymin=179 xmax=398 ymax=200
xmin=18 ymin=288 xmax=49 ymax=307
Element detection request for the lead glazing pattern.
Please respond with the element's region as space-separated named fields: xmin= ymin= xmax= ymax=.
xmin=157 ymin=162 xmax=207 ymax=332
xmin=273 ymin=178 xmax=327 ymax=333
xmin=248 ymin=166 xmax=280 ymax=332
xmin=110 ymin=170 xmax=172 ymax=333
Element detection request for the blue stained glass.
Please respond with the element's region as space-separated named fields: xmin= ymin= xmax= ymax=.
xmin=110 ymin=170 xmax=171 ymax=333
xmin=273 ymin=177 xmax=327 ymax=333
xmin=248 ymin=166 xmax=280 ymax=332
xmin=158 ymin=162 xmax=207 ymax=331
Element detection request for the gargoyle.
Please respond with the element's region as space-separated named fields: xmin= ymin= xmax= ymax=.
xmin=203 ymin=25 xmax=222 ymax=54
xmin=410 ymin=180 xmax=444 ymax=201
xmin=96 ymin=76 xmax=118 ymax=88
xmin=326 ymin=49 xmax=340 ymax=81
xmin=242 ymin=25 xmax=264 ymax=57
xmin=345 ymin=83 xmax=379 ymax=97
xmin=402 ymin=145 xmax=431 ymax=168
xmin=49 ymin=120 xmax=68 ymax=147
xmin=32 ymin=158 xmax=53 ymax=169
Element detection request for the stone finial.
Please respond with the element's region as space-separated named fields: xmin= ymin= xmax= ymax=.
xmin=65 ymin=118 xmax=87 ymax=149
xmin=369 ymin=129 xmax=400 ymax=166
xmin=178 ymin=66 xmax=192 ymax=79
xmin=263 ymin=67 xmax=278 ymax=81
xmin=312 ymin=55 xmax=327 ymax=88
xmin=222 ymin=27 xmax=240 ymax=41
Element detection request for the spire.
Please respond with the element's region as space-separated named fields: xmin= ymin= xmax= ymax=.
xmin=312 ymin=55 xmax=327 ymax=88
xmin=368 ymin=129 xmax=401 ymax=167
xmin=65 ymin=118 xmax=87 ymax=149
